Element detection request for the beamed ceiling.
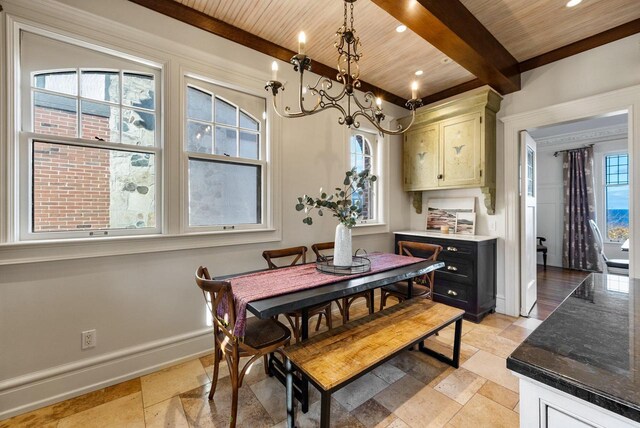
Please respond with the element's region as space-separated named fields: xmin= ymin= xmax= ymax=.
xmin=129 ymin=0 xmax=640 ymax=107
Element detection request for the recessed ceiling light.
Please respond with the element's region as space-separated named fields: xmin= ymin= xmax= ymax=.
xmin=415 ymin=70 xmax=423 ymax=76
xmin=396 ymin=25 xmax=407 ymax=33
xmin=566 ymin=0 xmax=582 ymax=7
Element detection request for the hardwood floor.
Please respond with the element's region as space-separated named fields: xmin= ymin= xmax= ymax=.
xmin=529 ymin=265 xmax=590 ymax=320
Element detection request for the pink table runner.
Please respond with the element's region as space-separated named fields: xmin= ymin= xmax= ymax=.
xmin=226 ymin=252 xmax=426 ymax=337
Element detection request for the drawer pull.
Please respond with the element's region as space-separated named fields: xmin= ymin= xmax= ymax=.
xmin=447 ymin=265 xmax=458 ymax=272
xmin=446 ymin=246 xmax=458 ymax=252
xmin=447 ymin=289 xmax=458 ymax=297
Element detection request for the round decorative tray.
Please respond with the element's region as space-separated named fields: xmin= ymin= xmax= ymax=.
xmin=316 ymin=255 xmax=371 ymax=275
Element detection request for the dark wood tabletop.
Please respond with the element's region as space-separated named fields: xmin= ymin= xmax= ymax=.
xmin=246 ymin=259 xmax=445 ymax=319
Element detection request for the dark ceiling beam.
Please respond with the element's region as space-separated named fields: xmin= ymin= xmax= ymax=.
xmin=370 ymin=0 xmax=520 ymax=95
xmin=128 ymin=0 xmax=407 ymax=107
xmin=420 ymin=78 xmax=484 ymax=107
xmin=519 ymin=18 xmax=640 ymax=72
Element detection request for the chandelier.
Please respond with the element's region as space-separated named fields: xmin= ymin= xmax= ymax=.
xmin=265 ymin=0 xmax=423 ymax=135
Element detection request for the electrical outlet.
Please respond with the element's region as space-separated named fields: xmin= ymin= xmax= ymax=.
xmin=81 ymin=329 xmax=96 ymax=350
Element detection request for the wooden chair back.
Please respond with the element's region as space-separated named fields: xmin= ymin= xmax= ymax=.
xmin=398 ymin=241 xmax=443 ymax=287
xmin=195 ymin=266 xmax=239 ymax=346
xmin=262 ymin=246 xmax=308 ymax=269
xmin=311 ymin=242 xmax=334 ymax=261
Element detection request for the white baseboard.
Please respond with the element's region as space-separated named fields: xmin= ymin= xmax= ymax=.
xmin=0 ymin=328 xmax=213 ymax=421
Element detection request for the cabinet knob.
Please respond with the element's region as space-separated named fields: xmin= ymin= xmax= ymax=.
xmin=447 ymin=265 xmax=458 ymax=272
xmin=446 ymin=246 xmax=458 ymax=252
xmin=447 ymin=289 xmax=458 ymax=297
xmin=437 ymin=174 xmax=443 ymax=180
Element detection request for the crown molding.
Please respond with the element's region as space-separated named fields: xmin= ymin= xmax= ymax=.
xmin=535 ymin=124 xmax=627 ymax=147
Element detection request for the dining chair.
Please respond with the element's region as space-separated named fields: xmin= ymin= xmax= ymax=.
xmin=195 ymin=266 xmax=291 ymax=428
xmin=537 ymin=237 xmax=548 ymax=269
xmin=589 ymin=219 xmax=629 ymax=273
xmin=262 ymin=246 xmax=333 ymax=341
xmin=311 ymin=241 xmax=375 ymax=324
xmin=380 ymin=241 xmax=443 ymax=310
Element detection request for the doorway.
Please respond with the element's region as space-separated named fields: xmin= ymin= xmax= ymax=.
xmin=520 ymin=112 xmax=630 ymax=318
xmin=502 ymin=85 xmax=640 ymax=318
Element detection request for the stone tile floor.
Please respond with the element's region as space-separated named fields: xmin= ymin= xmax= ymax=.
xmin=1 ymin=297 xmax=540 ymax=427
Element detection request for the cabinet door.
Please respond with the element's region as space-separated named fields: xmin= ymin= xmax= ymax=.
xmin=440 ymin=113 xmax=482 ymax=187
xmin=403 ymin=125 xmax=439 ymax=191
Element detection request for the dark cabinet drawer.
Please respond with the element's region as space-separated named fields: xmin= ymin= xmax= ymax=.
xmin=395 ymin=234 xmax=475 ymax=259
xmin=434 ymin=282 xmax=470 ymax=303
xmin=436 ymin=258 xmax=474 ymax=285
xmin=439 ymin=243 xmax=474 ymax=258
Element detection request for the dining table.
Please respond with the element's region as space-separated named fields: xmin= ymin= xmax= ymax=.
xmin=223 ymin=253 xmax=445 ymax=413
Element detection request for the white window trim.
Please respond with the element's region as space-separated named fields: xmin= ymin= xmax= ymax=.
xmin=601 ymin=150 xmax=629 ymax=244
xmin=344 ymin=126 xmax=389 ymax=236
xmin=13 ymin=22 xmax=165 ymax=243
xmin=0 ymin=5 xmax=282 ymax=265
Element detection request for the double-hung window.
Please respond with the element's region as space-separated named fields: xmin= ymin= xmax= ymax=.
xmin=603 ymin=153 xmax=629 ymax=242
xmin=19 ymin=30 xmax=161 ymax=240
xmin=349 ymin=130 xmax=377 ymax=223
xmin=184 ymin=77 xmax=267 ymax=230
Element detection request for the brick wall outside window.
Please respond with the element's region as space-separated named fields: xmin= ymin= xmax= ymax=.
xmin=33 ymin=106 xmax=111 ymax=231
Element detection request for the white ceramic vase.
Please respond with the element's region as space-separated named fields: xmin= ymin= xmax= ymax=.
xmin=333 ymin=223 xmax=353 ymax=267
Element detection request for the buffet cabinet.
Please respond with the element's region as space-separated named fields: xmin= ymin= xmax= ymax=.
xmin=394 ymin=231 xmax=497 ymax=322
xmin=402 ymin=88 xmax=502 ymax=214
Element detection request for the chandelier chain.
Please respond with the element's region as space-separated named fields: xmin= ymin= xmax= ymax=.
xmin=343 ymin=1 xmax=348 ymax=28
xmin=349 ymin=2 xmax=354 ymax=29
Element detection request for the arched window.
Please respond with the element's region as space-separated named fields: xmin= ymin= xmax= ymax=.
xmin=350 ymin=131 xmax=376 ymax=221
xmin=185 ymin=78 xmax=266 ymax=229
xmin=20 ymin=30 xmax=161 ymax=240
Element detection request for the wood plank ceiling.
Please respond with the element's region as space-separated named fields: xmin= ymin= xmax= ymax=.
xmin=135 ymin=0 xmax=640 ymax=106
xmin=173 ymin=0 xmax=475 ymax=100
xmin=459 ymin=0 xmax=640 ymax=61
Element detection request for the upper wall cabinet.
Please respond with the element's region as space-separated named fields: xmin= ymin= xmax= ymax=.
xmin=401 ymin=88 xmax=502 ymax=214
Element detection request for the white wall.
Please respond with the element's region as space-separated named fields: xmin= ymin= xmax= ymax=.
xmin=0 ymin=0 xmax=410 ymax=418
xmin=536 ymin=138 xmax=629 ymax=268
xmin=501 ymin=35 xmax=640 ymax=117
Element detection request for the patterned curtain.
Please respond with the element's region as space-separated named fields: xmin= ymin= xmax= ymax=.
xmin=562 ymin=147 xmax=599 ymax=271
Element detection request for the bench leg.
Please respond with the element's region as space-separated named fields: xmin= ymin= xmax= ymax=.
xmin=300 ymin=308 xmax=309 ymax=413
xmin=452 ymin=318 xmax=462 ymax=368
xmin=418 ymin=317 xmax=463 ymax=368
xmin=320 ymin=391 xmax=331 ymax=428
xmin=286 ymin=358 xmax=296 ymax=428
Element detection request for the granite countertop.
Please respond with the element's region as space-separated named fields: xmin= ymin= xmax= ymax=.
xmin=393 ymin=230 xmax=497 ymax=242
xmin=507 ymin=273 xmax=640 ymax=422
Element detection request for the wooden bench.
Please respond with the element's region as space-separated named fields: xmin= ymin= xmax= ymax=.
xmin=283 ymin=298 xmax=465 ymax=427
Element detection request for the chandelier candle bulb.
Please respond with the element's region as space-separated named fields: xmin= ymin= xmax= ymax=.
xmin=411 ymin=81 xmax=418 ymax=99
xmin=298 ymin=31 xmax=306 ymax=55
xmin=376 ymin=97 xmax=382 ymax=108
xmin=271 ymin=61 xmax=278 ymax=81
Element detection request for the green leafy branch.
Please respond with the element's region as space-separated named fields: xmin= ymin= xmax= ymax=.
xmin=295 ymin=167 xmax=377 ymax=228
